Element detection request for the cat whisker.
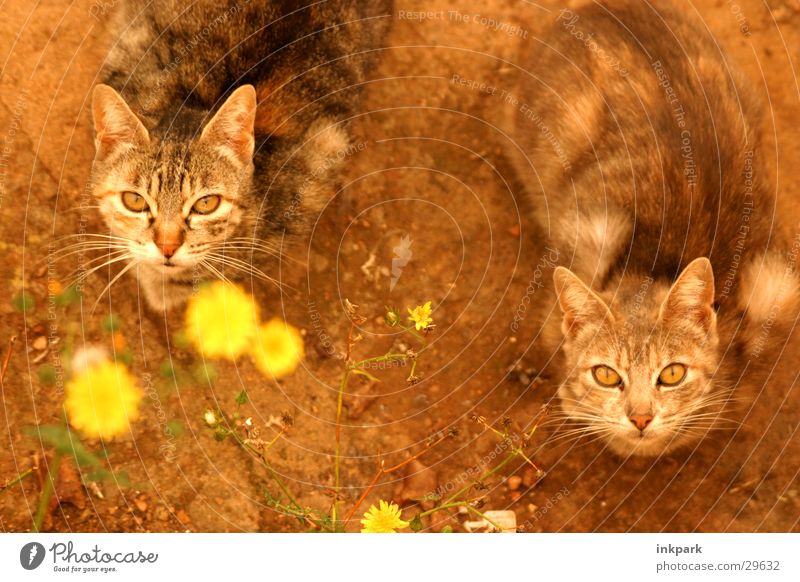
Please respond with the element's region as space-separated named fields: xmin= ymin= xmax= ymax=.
xmin=545 ymin=427 xmax=618 ymax=448
xmin=46 ymin=243 xmax=131 ymax=262
xmin=91 ymin=259 xmax=139 ymax=314
xmin=220 ymin=236 xmax=284 ymax=251
xmin=67 ymin=253 xmax=134 ymax=288
xmin=215 ymin=245 xmax=305 ymax=267
xmin=214 ymin=242 xmax=305 ymax=267
xmin=200 ymin=260 xmax=234 ymax=287
xmin=203 ymin=253 xmax=297 ymax=293
xmin=60 ymin=250 xmax=133 ymax=281
xmin=539 ymin=413 xmax=607 ymax=428
xmin=544 ymin=424 xmax=617 ymax=446
xmin=52 ymin=233 xmax=134 ymax=244
xmin=223 ymin=236 xmax=286 ymax=253
xmin=53 ymin=246 xmax=129 ymax=264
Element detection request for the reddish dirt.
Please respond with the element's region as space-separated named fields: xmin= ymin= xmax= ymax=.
xmin=1 ymin=0 xmax=799 ymax=532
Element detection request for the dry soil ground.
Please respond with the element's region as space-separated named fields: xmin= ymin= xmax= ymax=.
xmin=1 ymin=0 xmax=799 ymax=532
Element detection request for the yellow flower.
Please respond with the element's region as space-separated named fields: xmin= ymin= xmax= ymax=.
xmin=64 ymin=360 xmax=142 ymax=439
xmin=361 ymin=500 xmax=410 ymax=533
xmin=407 ymin=301 xmax=433 ymax=331
xmin=184 ymin=282 xmax=259 ymax=360
xmin=251 ymin=318 xmax=305 ymax=378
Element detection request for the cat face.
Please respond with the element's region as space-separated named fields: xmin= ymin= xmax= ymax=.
xmin=89 ymin=84 xmax=256 ymax=279
xmin=553 ymin=258 xmax=721 ymax=456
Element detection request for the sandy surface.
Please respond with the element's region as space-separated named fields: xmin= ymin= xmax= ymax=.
xmin=1 ymin=0 xmax=799 ymax=532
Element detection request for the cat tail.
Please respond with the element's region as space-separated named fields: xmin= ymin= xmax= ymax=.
xmin=736 ymin=249 xmax=800 ymax=359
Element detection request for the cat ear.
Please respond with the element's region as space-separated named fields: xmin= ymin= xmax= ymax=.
xmin=553 ymin=266 xmax=614 ymax=338
xmin=199 ymin=85 xmax=257 ymax=167
xmin=659 ymin=257 xmax=716 ymax=332
xmin=92 ymin=84 xmax=150 ymax=161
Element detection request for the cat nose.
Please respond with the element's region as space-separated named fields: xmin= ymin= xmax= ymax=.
xmin=629 ymin=414 xmax=654 ymax=431
xmin=154 ymin=224 xmax=184 ymax=259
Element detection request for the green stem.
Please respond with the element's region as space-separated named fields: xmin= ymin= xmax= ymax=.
xmin=464 ymin=506 xmax=503 ymax=531
xmin=33 ymin=451 xmax=62 ymax=532
xmin=352 ymin=353 xmax=408 ymax=368
xmin=402 ymin=326 xmax=426 ymax=343
xmin=332 ymin=369 xmax=350 ymax=528
xmin=441 ymin=446 xmax=519 ymax=509
xmin=419 ymin=501 xmax=469 ymax=517
xmin=0 ymin=467 xmax=35 ymax=494
xmin=419 ymin=502 xmax=503 ymax=532
xmin=407 ymin=358 xmax=419 ymax=381
xmin=227 ymin=425 xmax=332 ymax=531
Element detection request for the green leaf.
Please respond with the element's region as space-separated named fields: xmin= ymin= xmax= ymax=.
xmin=24 ymin=425 xmax=100 ymax=467
xmin=116 ymin=350 xmax=133 ymax=366
xmin=172 ymin=330 xmax=191 ymax=350
xmin=166 ymin=420 xmax=184 ymax=438
xmin=55 ymin=286 xmax=81 ymax=306
xmin=159 ymin=359 xmax=176 ymax=379
xmin=409 ymin=514 xmax=423 ymax=532
xmin=235 ymin=390 xmax=248 ymax=405
xmin=37 ymin=364 xmax=56 ymax=385
xmin=115 ymin=471 xmax=131 ymax=487
xmin=12 ymin=291 xmax=34 ymax=313
xmin=412 ymin=493 xmax=442 ymax=502
xmin=193 ymin=362 xmax=217 ymax=384
xmin=102 ymin=314 xmax=120 ymax=332
xmin=351 ymin=368 xmax=381 ymax=383
xmin=441 ymin=525 xmax=453 ymax=533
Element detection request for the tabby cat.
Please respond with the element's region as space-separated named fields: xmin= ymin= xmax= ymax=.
xmin=88 ymin=0 xmax=391 ymax=310
xmin=512 ymin=1 xmax=798 ymax=456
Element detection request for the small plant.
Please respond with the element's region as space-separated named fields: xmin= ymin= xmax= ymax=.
xmin=203 ymin=294 xmax=545 ymax=532
xmin=26 ymin=351 xmax=141 ymax=531
xmin=2 ymin=282 xmax=140 ymax=532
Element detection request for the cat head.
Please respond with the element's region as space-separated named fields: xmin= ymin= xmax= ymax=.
xmin=553 ymin=258 xmax=721 ymax=456
xmin=89 ymin=84 xmax=257 ymax=277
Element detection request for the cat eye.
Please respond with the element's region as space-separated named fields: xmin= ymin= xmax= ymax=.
xmin=658 ymin=363 xmax=687 ymax=387
xmin=592 ymin=365 xmax=622 ymax=388
xmin=121 ymin=191 xmax=148 ymax=213
xmin=192 ymin=195 xmax=221 ymax=215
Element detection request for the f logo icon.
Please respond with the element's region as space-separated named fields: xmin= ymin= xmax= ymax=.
xmin=20 ymin=542 xmax=46 ymax=570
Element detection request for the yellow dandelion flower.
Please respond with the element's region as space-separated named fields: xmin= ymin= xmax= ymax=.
xmin=64 ymin=360 xmax=142 ymax=439
xmin=251 ymin=318 xmax=305 ymax=378
xmin=361 ymin=500 xmax=410 ymax=533
xmin=407 ymin=301 xmax=433 ymax=331
xmin=184 ymin=282 xmax=259 ymax=360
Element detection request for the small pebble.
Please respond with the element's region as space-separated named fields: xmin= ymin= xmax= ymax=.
xmin=522 ymin=467 xmax=536 ymax=488
xmin=135 ymin=498 xmax=148 ymax=512
xmin=32 ymin=336 xmax=47 ymax=351
xmin=507 ymin=476 xmax=522 ymax=491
